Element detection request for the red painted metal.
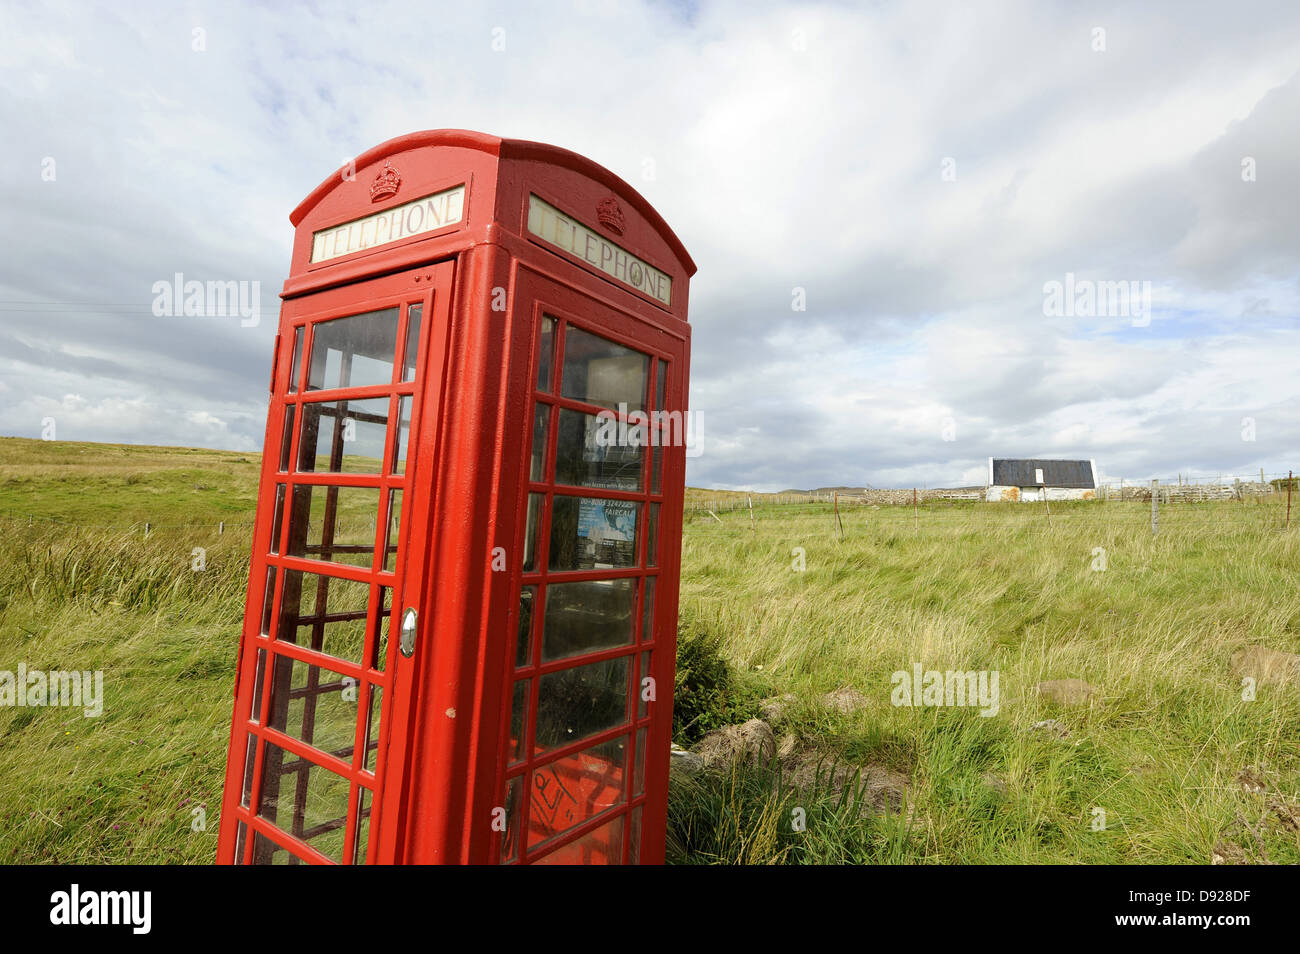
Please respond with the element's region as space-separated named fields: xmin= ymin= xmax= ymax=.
xmin=217 ymin=130 xmax=693 ymax=864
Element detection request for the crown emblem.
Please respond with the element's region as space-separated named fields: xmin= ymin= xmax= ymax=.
xmin=370 ymin=161 xmax=402 ymax=203
xmin=596 ymin=196 xmax=625 ymax=235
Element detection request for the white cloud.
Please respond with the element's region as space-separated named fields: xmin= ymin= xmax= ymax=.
xmin=0 ymin=0 xmax=1297 ymax=489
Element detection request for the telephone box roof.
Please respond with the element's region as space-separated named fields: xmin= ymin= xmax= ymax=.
xmin=289 ymin=128 xmax=697 ymax=276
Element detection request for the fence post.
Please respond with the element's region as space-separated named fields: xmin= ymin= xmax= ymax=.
xmin=1288 ymin=471 xmax=1293 ymax=529
xmin=1150 ymin=479 xmax=1158 ymax=536
xmin=219 ymin=521 xmax=225 ymax=535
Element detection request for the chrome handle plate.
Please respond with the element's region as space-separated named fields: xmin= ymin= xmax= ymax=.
xmin=400 ymin=607 xmax=418 ymax=657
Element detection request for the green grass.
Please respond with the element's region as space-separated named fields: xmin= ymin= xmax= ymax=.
xmin=1 ymin=437 xmax=1298 ymax=864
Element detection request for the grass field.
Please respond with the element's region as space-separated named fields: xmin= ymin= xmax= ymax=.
xmin=1 ymin=437 xmax=1298 ymax=864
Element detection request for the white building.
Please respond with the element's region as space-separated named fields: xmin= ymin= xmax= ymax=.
xmin=985 ymin=458 xmax=1098 ymax=502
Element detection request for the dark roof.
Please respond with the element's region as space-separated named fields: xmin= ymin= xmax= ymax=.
xmin=992 ymin=459 xmax=1094 ymax=489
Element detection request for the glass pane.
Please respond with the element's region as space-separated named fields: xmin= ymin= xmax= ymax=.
xmin=250 ymin=649 xmax=268 ymax=724
xmin=549 ymin=497 xmax=639 ymax=571
xmin=402 ymin=303 xmax=422 ymax=382
xmin=393 ymin=396 xmax=411 ymax=475
xmin=516 ymin=586 xmax=535 ymax=668
xmin=509 ymin=680 xmax=529 ymax=765
xmin=542 ymin=579 xmax=635 ymax=662
xmin=251 ymin=830 xmax=292 ymax=865
xmin=279 ymin=406 xmax=295 ymax=471
xmin=234 ymin=821 xmax=249 ymax=863
xmin=269 ymin=484 xmax=286 ymax=555
xmin=255 ymin=740 xmax=351 ymax=863
xmin=276 ymin=570 xmax=372 ymax=667
xmin=240 ymin=734 xmax=257 ymax=807
xmin=561 ymin=326 xmax=647 ymax=413
xmin=534 ymin=815 xmax=625 ymax=865
xmin=641 ymin=577 xmax=655 ymax=643
xmin=297 ymin=398 xmax=390 ymax=473
xmin=628 ymin=805 xmax=642 ymax=865
xmin=530 ymin=403 xmax=549 ymax=482
xmin=365 ymin=684 xmax=383 ymax=773
xmin=536 ymin=317 xmax=555 ymax=392
xmin=371 ymin=587 xmax=392 ymax=671
xmin=650 ymin=445 xmax=662 ymax=495
xmin=307 ymin=308 xmax=399 ymax=391
xmin=529 ymin=735 xmax=627 ymax=851
xmin=383 ymin=490 xmax=402 ymax=572
xmin=260 ymin=567 xmax=278 ymax=637
xmin=500 ymin=775 xmax=522 ymax=864
xmin=523 ymin=493 xmax=542 ymax=572
xmin=638 ymin=651 xmax=652 ymax=718
xmin=633 ymin=727 xmax=647 ymax=796
xmin=655 ymin=360 xmax=666 ymax=409
xmin=535 ymin=656 xmax=630 ymax=750
xmin=555 ymin=408 xmax=644 ymax=491
xmin=354 ymin=787 xmax=371 ymax=865
xmin=266 ymin=655 xmax=360 ymax=763
xmin=288 ymin=326 xmax=303 ymax=394
xmin=287 ymin=485 xmax=380 ymax=568
xmin=647 ymin=502 xmax=660 ymax=567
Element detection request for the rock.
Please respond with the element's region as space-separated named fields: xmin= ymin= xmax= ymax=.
xmin=760 ymin=693 xmax=796 ymax=724
xmin=1230 ymin=645 xmax=1300 ymax=687
xmin=691 ymin=719 xmax=776 ymax=769
xmin=777 ymin=732 xmax=799 ymax=761
xmin=669 ymin=743 xmax=704 ymax=776
xmin=1030 ymin=718 xmax=1071 ymax=739
xmin=786 ymin=754 xmax=909 ymax=815
xmin=1035 ymin=679 xmax=1096 ymax=706
xmin=823 ymin=686 xmax=869 ymax=714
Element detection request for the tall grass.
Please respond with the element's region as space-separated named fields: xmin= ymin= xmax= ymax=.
xmin=0 ymin=438 xmax=1297 ymax=863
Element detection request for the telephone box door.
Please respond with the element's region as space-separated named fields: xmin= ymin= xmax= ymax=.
xmin=218 ymin=261 xmax=452 ymax=864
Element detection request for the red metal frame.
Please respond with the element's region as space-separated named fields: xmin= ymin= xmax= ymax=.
xmin=218 ymin=130 xmax=693 ymax=864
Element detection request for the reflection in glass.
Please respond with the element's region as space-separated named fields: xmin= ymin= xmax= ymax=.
xmin=365 ymin=684 xmax=383 ymax=773
xmin=509 ymin=680 xmax=529 ymax=764
xmin=530 ymin=403 xmax=549 ymax=482
xmin=307 ymin=308 xmax=399 ymax=391
xmin=287 ymin=485 xmax=380 ymax=568
xmin=647 ymin=502 xmax=660 ymax=567
xmin=535 ymin=656 xmax=629 ymax=750
xmin=288 ymin=326 xmax=303 ymax=394
xmin=516 ymin=586 xmax=535 ymax=668
xmin=266 ymin=655 xmax=359 ymax=762
xmin=541 ymin=579 xmax=635 ymax=662
xmin=523 ymin=493 xmax=542 ymax=572
xmin=537 ymin=316 xmax=555 ymax=392
xmin=254 ymin=739 xmax=351 ymax=863
xmin=383 ymin=490 xmax=402 ymax=572
xmin=402 ymin=304 xmax=422 ymax=382
xmin=276 ymin=570 xmax=372 ymax=666
xmin=393 ymin=396 xmax=411 ymax=474
xmin=561 ymin=326 xmax=647 ymax=413
xmin=279 ymin=406 xmax=295 ymax=471
xmin=297 ymin=398 xmax=390 ymax=473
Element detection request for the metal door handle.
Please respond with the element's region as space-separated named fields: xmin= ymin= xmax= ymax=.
xmin=400 ymin=607 xmax=418 ymax=657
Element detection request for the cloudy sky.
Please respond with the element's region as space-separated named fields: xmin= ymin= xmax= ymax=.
xmin=1 ymin=0 xmax=1297 ymax=490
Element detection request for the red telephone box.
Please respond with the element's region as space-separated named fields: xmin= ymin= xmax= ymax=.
xmin=216 ymin=130 xmax=694 ymax=865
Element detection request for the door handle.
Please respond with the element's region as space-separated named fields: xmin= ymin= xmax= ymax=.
xmin=400 ymin=607 xmax=418 ymax=657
